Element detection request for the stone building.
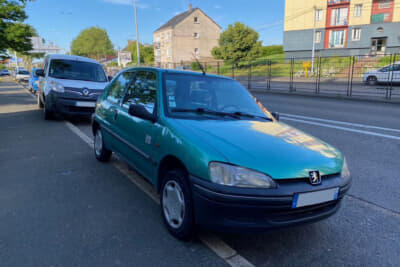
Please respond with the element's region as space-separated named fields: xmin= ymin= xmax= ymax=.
xmin=154 ymin=4 xmax=221 ymax=68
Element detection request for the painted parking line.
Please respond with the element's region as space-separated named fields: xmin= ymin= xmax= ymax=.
xmin=281 ymin=117 xmax=400 ymax=141
xmin=281 ymin=113 xmax=400 ymax=133
xmin=64 ymin=122 xmax=254 ymax=267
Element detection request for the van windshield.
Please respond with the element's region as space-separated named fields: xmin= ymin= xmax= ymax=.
xmin=48 ymin=59 xmax=107 ymax=82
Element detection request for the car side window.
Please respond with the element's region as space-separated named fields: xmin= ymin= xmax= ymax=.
xmin=393 ymin=64 xmax=400 ymax=71
xmin=107 ymin=72 xmax=135 ymax=104
xmin=122 ymin=71 xmax=157 ymax=114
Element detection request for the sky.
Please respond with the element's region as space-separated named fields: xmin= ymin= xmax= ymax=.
xmin=25 ymin=0 xmax=285 ymax=52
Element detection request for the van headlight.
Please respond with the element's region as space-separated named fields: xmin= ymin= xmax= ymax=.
xmin=341 ymin=158 xmax=350 ymax=179
xmin=209 ymin=162 xmax=277 ymax=188
xmin=50 ymin=81 xmax=64 ymax=93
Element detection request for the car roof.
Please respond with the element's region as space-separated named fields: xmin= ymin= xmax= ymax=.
xmin=122 ymin=66 xmax=233 ymax=80
xmin=46 ymin=54 xmax=101 ymax=64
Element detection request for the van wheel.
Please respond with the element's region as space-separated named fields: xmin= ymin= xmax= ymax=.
xmin=37 ymin=94 xmax=44 ymax=108
xmin=367 ymin=76 xmax=377 ymax=86
xmin=94 ymin=128 xmax=112 ymax=162
xmin=43 ymin=103 xmax=53 ymax=120
xmin=160 ymin=169 xmax=195 ymax=241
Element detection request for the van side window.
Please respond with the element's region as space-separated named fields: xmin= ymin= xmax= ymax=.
xmin=107 ymin=72 xmax=135 ymax=104
xmin=122 ymin=71 xmax=157 ymax=114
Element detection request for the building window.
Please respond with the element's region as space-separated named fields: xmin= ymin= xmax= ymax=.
xmin=314 ymin=31 xmax=322 ymax=43
xmin=194 ymin=17 xmax=199 ymax=23
xmin=354 ymin=4 xmax=362 ymax=17
xmin=315 ymin=9 xmax=323 ymax=21
xmin=194 ymin=48 xmax=199 ymax=55
xmin=351 ymin=28 xmax=361 ymax=41
xmin=329 ymin=30 xmax=346 ymax=48
xmin=166 ymin=32 xmax=171 ymax=42
xmin=331 ymin=8 xmax=348 ymax=26
xmin=378 ymin=0 xmax=391 ymax=9
xmin=194 ymin=32 xmax=199 ymax=38
xmin=167 ymin=48 xmax=171 ymax=58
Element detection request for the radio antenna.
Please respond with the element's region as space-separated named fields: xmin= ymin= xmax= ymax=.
xmin=192 ymin=52 xmax=206 ymax=75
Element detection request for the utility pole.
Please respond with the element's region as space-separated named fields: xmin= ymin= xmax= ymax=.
xmin=134 ymin=0 xmax=140 ymax=66
xmin=311 ymin=6 xmax=317 ymax=75
xmin=14 ymin=51 xmax=18 ymax=69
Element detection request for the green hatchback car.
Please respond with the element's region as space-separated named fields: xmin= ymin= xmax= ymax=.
xmin=92 ymin=67 xmax=351 ymax=240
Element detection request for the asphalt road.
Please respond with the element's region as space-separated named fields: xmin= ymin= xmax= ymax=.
xmin=1 ymin=79 xmax=399 ymax=266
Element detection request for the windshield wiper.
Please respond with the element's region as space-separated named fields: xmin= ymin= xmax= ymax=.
xmin=171 ymin=108 xmax=240 ymax=119
xmin=231 ymin=111 xmax=272 ymax=121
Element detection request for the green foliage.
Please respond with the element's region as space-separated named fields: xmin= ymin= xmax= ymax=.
xmin=71 ymin=27 xmax=114 ymax=59
xmin=261 ymin=45 xmax=283 ymax=57
xmin=378 ymin=56 xmax=393 ymax=66
xmin=0 ymin=0 xmax=34 ymax=57
xmin=213 ymin=22 xmax=262 ymax=65
xmin=124 ymin=42 xmax=154 ymax=65
xmin=211 ymin=46 xmax=222 ymax=59
xmin=191 ymin=61 xmax=201 ymax=71
xmin=108 ymin=61 xmax=119 ymax=67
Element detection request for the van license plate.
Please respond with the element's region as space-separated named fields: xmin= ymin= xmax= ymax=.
xmin=75 ymin=101 xmax=95 ymax=107
xmin=292 ymin=188 xmax=339 ymax=208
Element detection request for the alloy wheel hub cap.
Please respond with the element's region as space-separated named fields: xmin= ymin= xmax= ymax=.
xmin=95 ymin=130 xmax=103 ymax=155
xmin=162 ymin=180 xmax=185 ymax=228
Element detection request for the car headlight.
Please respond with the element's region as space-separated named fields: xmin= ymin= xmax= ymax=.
xmin=341 ymin=158 xmax=350 ymax=179
xmin=50 ymin=81 xmax=64 ymax=93
xmin=209 ymin=162 xmax=277 ymax=188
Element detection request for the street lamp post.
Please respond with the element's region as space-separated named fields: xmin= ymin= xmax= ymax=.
xmin=134 ymin=0 xmax=141 ymax=66
xmin=311 ymin=6 xmax=317 ymax=75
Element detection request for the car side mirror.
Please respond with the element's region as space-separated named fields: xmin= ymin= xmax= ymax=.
xmin=108 ymin=76 xmax=113 ymax=82
xmin=128 ymin=104 xmax=155 ymax=122
xmin=272 ymin=112 xmax=279 ymax=121
xmin=35 ymin=69 xmax=45 ymax=77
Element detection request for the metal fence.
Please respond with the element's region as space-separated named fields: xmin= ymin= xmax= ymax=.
xmin=106 ymin=53 xmax=400 ymax=101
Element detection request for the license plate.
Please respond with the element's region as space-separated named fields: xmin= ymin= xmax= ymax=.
xmin=292 ymin=188 xmax=339 ymax=208
xmin=75 ymin=101 xmax=95 ymax=107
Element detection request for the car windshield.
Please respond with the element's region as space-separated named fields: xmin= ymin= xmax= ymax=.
xmin=163 ymin=73 xmax=272 ymax=120
xmin=18 ymin=70 xmax=30 ymax=75
xmin=48 ymin=59 xmax=107 ymax=82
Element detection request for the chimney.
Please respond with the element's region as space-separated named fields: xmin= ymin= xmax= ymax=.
xmin=189 ymin=4 xmax=192 ymax=11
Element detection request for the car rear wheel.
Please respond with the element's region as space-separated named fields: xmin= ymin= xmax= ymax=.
xmin=367 ymin=76 xmax=377 ymax=86
xmin=94 ymin=128 xmax=112 ymax=162
xmin=160 ymin=169 xmax=195 ymax=240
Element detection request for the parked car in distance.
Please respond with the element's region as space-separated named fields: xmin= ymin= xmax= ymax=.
xmin=15 ymin=70 xmax=30 ymax=82
xmin=29 ymin=68 xmax=40 ymax=93
xmin=363 ymin=61 xmax=400 ymax=85
xmin=0 ymin=69 xmax=10 ymax=76
xmin=36 ymin=54 xmax=110 ymax=120
xmin=92 ymin=67 xmax=352 ymax=240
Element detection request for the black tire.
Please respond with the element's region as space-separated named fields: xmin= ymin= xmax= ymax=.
xmin=160 ymin=169 xmax=195 ymax=241
xmin=43 ymin=102 xmax=53 ymax=120
xmin=94 ymin=127 xmax=112 ymax=162
xmin=37 ymin=94 xmax=44 ymax=108
xmin=367 ymin=76 xmax=377 ymax=86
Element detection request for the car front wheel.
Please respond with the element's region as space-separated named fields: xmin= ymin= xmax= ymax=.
xmin=43 ymin=102 xmax=53 ymax=120
xmin=160 ymin=169 xmax=195 ymax=240
xmin=94 ymin=128 xmax=112 ymax=162
xmin=367 ymin=76 xmax=378 ymax=86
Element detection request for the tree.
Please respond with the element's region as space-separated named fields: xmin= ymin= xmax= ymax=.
xmin=0 ymin=0 xmax=35 ymax=58
xmin=124 ymin=41 xmax=154 ymax=65
xmin=71 ymin=27 xmax=114 ymax=59
xmin=212 ymin=22 xmax=262 ymax=65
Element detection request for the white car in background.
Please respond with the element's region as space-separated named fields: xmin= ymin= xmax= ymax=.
xmin=15 ymin=70 xmax=30 ymax=82
xmin=363 ymin=62 xmax=400 ymax=85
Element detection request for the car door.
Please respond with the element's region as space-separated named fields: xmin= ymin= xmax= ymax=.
xmin=100 ymin=71 xmax=136 ymax=152
xmin=392 ymin=64 xmax=400 ymax=83
xmin=113 ymin=70 xmax=160 ymax=181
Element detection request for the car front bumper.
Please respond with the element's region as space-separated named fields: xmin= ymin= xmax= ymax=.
xmin=190 ymin=173 xmax=351 ymax=231
xmin=46 ymin=91 xmax=97 ymax=116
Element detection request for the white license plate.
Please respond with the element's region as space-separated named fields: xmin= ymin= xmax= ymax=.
xmin=75 ymin=101 xmax=95 ymax=107
xmin=292 ymin=188 xmax=339 ymax=208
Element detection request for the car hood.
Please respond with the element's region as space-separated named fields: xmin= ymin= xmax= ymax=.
xmin=52 ymin=78 xmax=108 ymax=90
xmin=173 ymin=119 xmax=343 ymax=179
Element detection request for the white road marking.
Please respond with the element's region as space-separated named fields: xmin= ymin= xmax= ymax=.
xmin=64 ymin=122 xmax=254 ymax=267
xmin=282 ymin=117 xmax=400 ymax=141
xmin=282 ymin=113 xmax=400 ymax=133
